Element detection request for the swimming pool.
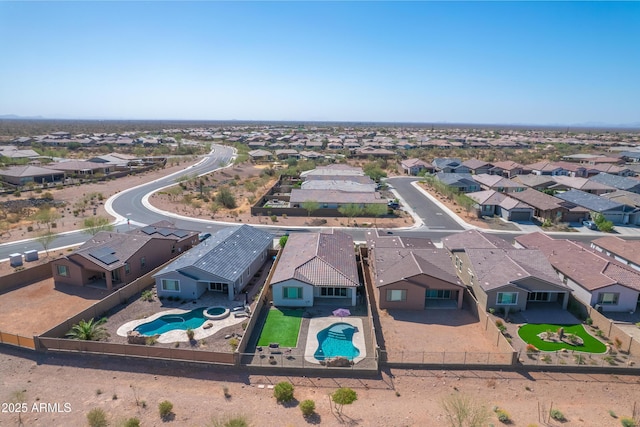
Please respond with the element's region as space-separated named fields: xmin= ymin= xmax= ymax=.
xmin=314 ymin=322 xmax=360 ymax=361
xmin=134 ymin=308 xmax=210 ymax=336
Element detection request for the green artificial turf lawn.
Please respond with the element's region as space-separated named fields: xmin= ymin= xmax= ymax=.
xmin=517 ymin=323 xmax=607 ymax=353
xmin=257 ymin=308 xmax=303 ymax=348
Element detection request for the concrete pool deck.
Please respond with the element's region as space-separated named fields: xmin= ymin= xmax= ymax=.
xmin=303 ymin=317 xmax=366 ymax=365
xmin=117 ymin=307 xmax=246 ymax=344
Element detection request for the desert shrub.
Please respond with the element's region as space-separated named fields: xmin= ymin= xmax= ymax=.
xmin=208 ymin=415 xmax=249 ymax=427
xmin=186 ymin=328 xmax=195 ymax=340
xmin=621 ymin=418 xmax=637 ymax=427
xmin=550 ymin=409 xmax=566 ymax=421
xmin=86 ymin=408 xmax=108 ymax=427
xmin=123 ymin=418 xmax=141 ymax=427
xmin=585 ymin=317 xmax=593 ymax=326
xmin=158 ymin=400 xmax=174 ymax=420
xmin=140 ymin=290 xmax=154 ymax=302
xmin=332 ymin=387 xmax=358 ymax=415
xmin=495 ymin=319 xmax=504 ymax=328
xmin=495 ymin=408 xmax=511 ymax=423
xmin=273 ymin=382 xmax=294 ymax=403
xmin=299 ymin=399 xmax=316 ymax=416
xmin=229 ymin=337 xmax=239 ymax=351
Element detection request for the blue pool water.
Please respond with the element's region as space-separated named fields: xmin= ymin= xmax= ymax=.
xmin=314 ymin=322 xmax=360 ymax=361
xmin=134 ymin=308 xmax=207 ymax=336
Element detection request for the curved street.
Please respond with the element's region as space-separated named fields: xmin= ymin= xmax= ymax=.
xmin=1 ymin=145 xmax=637 ymax=260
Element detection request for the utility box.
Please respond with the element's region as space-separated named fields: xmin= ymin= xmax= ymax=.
xmin=24 ymin=250 xmax=39 ymax=262
xmin=9 ymin=253 xmax=23 ymax=267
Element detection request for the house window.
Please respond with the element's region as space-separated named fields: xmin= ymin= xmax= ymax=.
xmin=497 ymin=292 xmax=518 ymax=305
xmin=386 ymin=289 xmax=407 ymax=302
xmin=140 ymin=257 xmax=146 ymax=268
xmin=56 ymin=265 xmax=69 ymax=277
xmin=598 ymin=292 xmax=619 ymax=305
xmin=455 ymin=256 xmax=462 ymax=272
xmin=320 ymin=287 xmax=348 ymax=297
xmin=283 ymin=287 xmax=302 ymax=299
xmin=161 ymin=279 xmax=180 ymax=292
xmin=426 ymin=289 xmax=451 ymax=299
xmin=124 ymin=262 xmax=130 ymax=274
xmin=209 ymin=282 xmax=229 ymax=293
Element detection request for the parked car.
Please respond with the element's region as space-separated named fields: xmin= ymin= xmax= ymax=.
xmin=199 ymin=232 xmax=212 ymax=242
xmin=583 ymin=220 xmax=598 ymax=230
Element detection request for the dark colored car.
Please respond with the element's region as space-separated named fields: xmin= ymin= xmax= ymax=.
xmin=583 ymin=220 xmax=598 ymax=230
xmin=199 ymin=232 xmax=212 ymax=242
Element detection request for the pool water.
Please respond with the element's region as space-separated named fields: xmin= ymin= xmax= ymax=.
xmin=135 ymin=308 xmax=207 ymax=336
xmin=314 ymin=322 xmax=360 ymax=361
xmin=206 ymin=307 xmax=225 ymax=316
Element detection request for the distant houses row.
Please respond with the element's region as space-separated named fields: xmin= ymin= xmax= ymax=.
xmin=50 ymin=223 xmax=640 ymax=317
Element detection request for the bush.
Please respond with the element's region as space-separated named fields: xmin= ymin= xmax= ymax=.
xmin=123 ymin=418 xmax=141 ymax=427
xmin=621 ymin=418 xmax=637 ymax=427
xmin=86 ymin=408 xmax=108 ymax=427
xmin=186 ymin=328 xmax=195 ymax=340
xmin=158 ymin=400 xmax=173 ymax=420
xmin=525 ymin=344 xmax=538 ymax=353
xmin=495 ymin=408 xmax=511 ymax=423
xmin=273 ymin=382 xmax=294 ymax=403
xmin=299 ymin=399 xmax=316 ymax=416
xmin=550 ymin=409 xmax=566 ymax=421
xmin=585 ymin=317 xmax=593 ymax=326
xmin=141 ymin=290 xmax=154 ymax=302
xmin=208 ymin=415 xmax=249 ymax=427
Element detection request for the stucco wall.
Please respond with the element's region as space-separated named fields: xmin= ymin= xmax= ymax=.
xmin=272 ymin=279 xmax=314 ymax=307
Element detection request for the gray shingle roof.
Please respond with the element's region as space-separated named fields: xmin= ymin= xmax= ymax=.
xmin=73 ymin=231 xmax=153 ymax=271
xmin=442 ymin=229 xmax=514 ymax=252
xmin=154 ymin=225 xmax=273 ymax=282
xmin=555 ymin=189 xmax=627 ymax=213
xmin=589 ymin=173 xmax=640 ymax=192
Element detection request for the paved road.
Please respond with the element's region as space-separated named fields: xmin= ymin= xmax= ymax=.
xmin=386 ymin=176 xmax=464 ymax=231
xmin=2 ymin=150 xmax=638 ymax=260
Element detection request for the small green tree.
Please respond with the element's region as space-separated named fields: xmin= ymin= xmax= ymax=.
xmin=365 ymin=203 xmax=388 ymax=227
xmin=36 ymin=231 xmax=56 ymax=257
xmin=338 ymin=203 xmax=363 ymax=226
xmin=331 ymin=387 xmax=357 ymax=415
xmin=32 ymin=205 xmax=60 ymax=232
xmin=66 ymin=318 xmax=109 ymax=341
xmin=273 ymin=381 xmax=294 ymax=403
xmin=83 ymin=216 xmax=114 ymax=235
xmin=279 ymin=235 xmax=288 ymax=248
xmin=301 ymin=200 xmax=320 ymax=217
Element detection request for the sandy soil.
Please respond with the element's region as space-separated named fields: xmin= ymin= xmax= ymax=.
xmin=1 ymin=346 xmax=640 ymax=427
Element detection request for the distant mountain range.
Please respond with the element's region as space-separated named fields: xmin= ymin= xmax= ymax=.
xmin=1 ymin=114 xmax=639 ymax=129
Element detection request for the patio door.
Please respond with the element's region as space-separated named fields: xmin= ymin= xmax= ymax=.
xmin=425 ymin=290 xmax=451 ymax=299
xmin=527 ymin=292 xmax=550 ymax=302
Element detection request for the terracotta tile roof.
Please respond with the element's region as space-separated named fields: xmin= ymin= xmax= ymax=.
xmin=591 ymin=236 xmax=640 ymax=266
xmin=441 ymin=229 xmax=514 ymax=252
xmin=466 ymin=248 xmax=567 ymax=292
xmin=515 ymin=232 xmax=640 ymax=292
xmin=271 ymin=231 xmax=359 ymax=287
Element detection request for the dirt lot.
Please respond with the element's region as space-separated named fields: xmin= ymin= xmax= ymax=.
xmin=0 ymin=279 xmax=109 ymax=336
xmin=1 ymin=346 xmax=640 ymax=426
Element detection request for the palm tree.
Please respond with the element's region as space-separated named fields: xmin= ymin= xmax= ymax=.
xmin=66 ymin=318 xmax=109 ymax=341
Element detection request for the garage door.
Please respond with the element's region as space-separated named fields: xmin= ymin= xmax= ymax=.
xmin=509 ymin=211 xmax=532 ymax=221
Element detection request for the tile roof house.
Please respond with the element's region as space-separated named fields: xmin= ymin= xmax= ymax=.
xmin=590 ymin=236 xmax=640 ymax=272
xmin=511 ymin=175 xmax=558 ymax=191
xmin=509 ymin=188 xmax=589 ymax=223
xmin=472 ymin=174 xmax=527 ymax=193
xmin=555 ymin=189 xmax=637 ymax=225
xmin=365 ymin=230 xmax=465 ymax=310
xmin=153 ymin=225 xmax=273 ymax=301
xmin=52 ymin=222 xmax=199 ymax=291
xmin=462 ymin=159 xmax=493 ymax=175
xmin=516 ymin=232 xmax=640 ymax=312
xmin=466 ymin=190 xmax=533 ymax=221
xmin=526 ymin=161 xmax=567 ymax=176
xmin=400 ymin=158 xmax=433 ymax=175
xmin=442 ymin=230 xmax=570 ymax=312
xmin=589 ymin=173 xmax=640 ymax=194
xmin=488 ymin=161 xmax=526 ymax=178
xmin=0 ymin=165 xmax=65 ymax=186
xmin=602 ymin=190 xmax=640 ymax=209
xmin=434 ymin=172 xmax=480 ymax=193
xmin=432 ymin=158 xmax=470 ymax=174
xmin=549 ymin=176 xmax=615 ymax=195
xmin=248 ymin=149 xmax=273 ymax=161
xmin=290 ymin=189 xmax=387 ymax=208
xmin=270 ymin=231 xmax=360 ymax=307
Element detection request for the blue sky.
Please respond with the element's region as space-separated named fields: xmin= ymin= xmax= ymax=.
xmin=1 ymin=1 xmax=638 ymax=125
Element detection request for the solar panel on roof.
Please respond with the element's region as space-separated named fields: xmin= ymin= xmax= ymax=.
xmin=173 ymin=230 xmax=188 ymax=238
xmin=140 ymin=226 xmax=155 ymax=235
xmin=157 ymin=228 xmax=173 ymax=236
xmin=88 ymin=246 xmax=119 ymax=265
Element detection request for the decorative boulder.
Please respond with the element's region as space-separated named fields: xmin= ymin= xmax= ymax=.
xmin=127 ymin=330 xmax=151 ymax=345
xmin=326 ymin=357 xmax=353 ymax=367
